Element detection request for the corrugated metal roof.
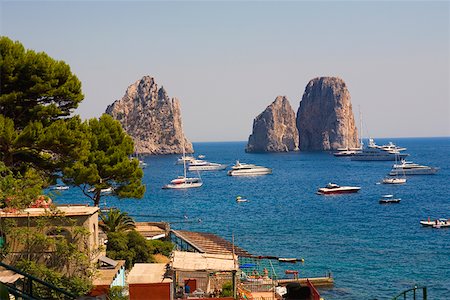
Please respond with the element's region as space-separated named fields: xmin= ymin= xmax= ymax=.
xmin=171 ymin=230 xmax=252 ymax=257
xmin=171 ymin=251 xmax=238 ymax=272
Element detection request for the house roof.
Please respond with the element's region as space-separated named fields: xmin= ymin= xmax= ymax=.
xmin=92 ymin=260 xmax=126 ymax=286
xmin=171 ymin=251 xmax=238 ymax=272
xmin=171 ymin=230 xmax=252 ymax=257
xmin=0 ymin=205 xmax=99 ymax=218
xmin=127 ymin=263 xmax=172 ymax=284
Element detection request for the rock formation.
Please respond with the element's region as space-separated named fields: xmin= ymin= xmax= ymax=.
xmin=106 ymin=76 xmax=193 ymax=154
xmin=296 ymin=77 xmax=359 ymax=151
xmin=246 ymin=96 xmax=299 ymax=152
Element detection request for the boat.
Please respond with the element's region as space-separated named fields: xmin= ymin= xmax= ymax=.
xmin=379 ymin=194 xmax=401 ymax=204
xmin=420 ymin=218 xmax=450 ymax=228
xmin=162 ymin=176 xmax=203 ymax=189
xmin=236 ymin=196 xmax=248 ymax=202
xmin=52 ymin=185 xmax=69 ymax=190
xmin=176 ymin=155 xmax=196 ymax=165
xmin=316 ymin=183 xmax=361 ymax=195
xmin=87 ymin=187 xmax=114 ymax=194
xmin=351 ymin=139 xmax=409 ymax=161
xmin=138 ymin=160 xmax=147 ymax=169
xmin=187 ymin=159 xmax=227 ymax=171
xmin=198 ymin=154 xmax=206 ymax=159
xmin=164 ymin=147 xmax=203 ymax=189
xmin=333 ymin=149 xmax=359 ymax=157
xmin=227 ymin=161 xmax=272 ymax=176
xmin=389 ymin=160 xmax=439 ymax=176
xmin=382 ymin=177 xmax=406 ymax=184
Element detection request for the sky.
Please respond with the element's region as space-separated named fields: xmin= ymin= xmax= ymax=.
xmin=1 ymin=1 xmax=449 ymax=142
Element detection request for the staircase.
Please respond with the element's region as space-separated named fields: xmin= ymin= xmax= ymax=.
xmin=392 ymin=286 xmax=427 ymax=300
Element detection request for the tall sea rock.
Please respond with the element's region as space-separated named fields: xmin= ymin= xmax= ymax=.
xmin=296 ymin=77 xmax=359 ymax=151
xmin=246 ymin=96 xmax=299 ymax=153
xmin=106 ymin=76 xmax=193 ymax=154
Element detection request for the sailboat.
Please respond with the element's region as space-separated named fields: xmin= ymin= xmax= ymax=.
xmin=382 ymin=153 xmax=407 ymax=184
xmin=163 ymin=145 xmax=203 ymax=189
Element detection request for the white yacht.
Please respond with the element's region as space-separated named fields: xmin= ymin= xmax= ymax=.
xmin=382 ymin=177 xmax=406 ymax=184
xmin=227 ymin=161 xmax=272 ymax=176
xmin=316 ymin=183 xmax=361 ymax=195
xmin=176 ymin=155 xmax=196 ymax=165
xmin=188 ymin=159 xmax=227 ymax=171
xmin=351 ymin=138 xmax=408 ymax=161
xmin=389 ymin=160 xmax=439 ymax=176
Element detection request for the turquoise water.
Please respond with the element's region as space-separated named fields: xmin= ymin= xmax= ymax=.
xmin=55 ymin=137 xmax=450 ymax=299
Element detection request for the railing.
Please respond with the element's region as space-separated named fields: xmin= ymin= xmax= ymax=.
xmin=392 ymin=286 xmax=427 ymax=300
xmin=306 ymin=279 xmax=321 ymax=300
xmin=0 ymin=261 xmax=76 ymax=300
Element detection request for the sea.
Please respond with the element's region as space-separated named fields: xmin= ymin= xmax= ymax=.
xmin=54 ymin=137 xmax=450 ymax=300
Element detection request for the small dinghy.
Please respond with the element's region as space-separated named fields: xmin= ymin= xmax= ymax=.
xmin=236 ymin=196 xmax=249 ymax=202
xmin=379 ymin=194 xmax=401 ymax=204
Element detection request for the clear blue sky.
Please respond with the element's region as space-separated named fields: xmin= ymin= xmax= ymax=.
xmin=1 ymin=1 xmax=449 ymax=141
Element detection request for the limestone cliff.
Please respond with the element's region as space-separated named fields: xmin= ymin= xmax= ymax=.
xmin=246 ymin=96 xmax=299 ymax=153
xmin=296 ymin=77 xmax=359 ymax=151
xmin=105 ymin=76 xmax=193 ymax=154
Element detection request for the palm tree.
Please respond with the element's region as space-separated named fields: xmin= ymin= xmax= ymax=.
xmin=99 ymin=208 xmax=135 ymax=233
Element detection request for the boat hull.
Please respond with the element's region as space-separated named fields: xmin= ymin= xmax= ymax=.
xmin=379 ymin=199 xmax=401 ymax=204
xmin=351 ymin=153 xmax=409 ymax=161
xmin=188 ymin=164 xmax=227 ymax=171
xmin=390 ymin=168 xmax=439 ymax=176
xmin=227 ymin=168 xmax=272 ymax=176
xmin=317 ymin=187 xmax=360 ymax=195
xmin=382 ymin=178 xmax=406 ymax=184
xmin=420 ymin=220 xmax=450 ymax=228
xmin=162 ymin=182 xmax=203 ymax=189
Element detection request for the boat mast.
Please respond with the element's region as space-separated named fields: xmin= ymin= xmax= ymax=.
xmin=359 ymin=106 xmax=363 ymax=149
xmin=183 ymin=142 xmax=187 ymax=179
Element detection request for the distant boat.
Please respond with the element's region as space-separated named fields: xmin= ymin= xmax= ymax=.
xmin=389 ymin=160 xmax=439 ymax=176
xmin=351 ymin=138 xmax=408 ymax=161
xmin=382 ymin=177 xmax=406 ymax=184
xmin=236 ymin=196 xmax=249 ymax=202
xmin=227 ymin=161 xmax=272 ymax=176
xmin=52 ymin=185 xmax=69 ymax=190
xmin=188 ymin=159 xmax=227 ymax=171
xmin=176 ymin=155 xmax=196 ymax=165
xmin=198 ymin=154 xmax=206 ymax=159
xmin=420 ymin=218 xmax=450 ymax=228
xmin=87 ymin=187 xmax=114 ymax=194
xmin=316 ymin=183 xmax=361 ymax=195
xmin=379 ymin=194 xmax=401 ymax=204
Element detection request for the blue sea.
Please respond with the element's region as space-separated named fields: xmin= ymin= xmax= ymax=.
xmin=55 ymin=137 xmax=450 ymax=300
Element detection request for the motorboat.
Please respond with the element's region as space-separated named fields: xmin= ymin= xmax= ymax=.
xmin=188 ymin=159 xmax=227 ymax=171
xmin=162 ymin=176 xmax=203 ymax=189
xmin=382 ymin=177 xmax=406 ymax=184
xmin=138 ymin=160 xmax=147 ymax=169
xmin=351 ymin=138 xmax=408 ymax=161
xmin=316 ymin=183 xmax=361 ymax=195
xmin=87 ymin=187 xmax=114 ymax=194
xmin=176 ymin=155 xmax=196 ymax=165
xmin=420 ymin=218 xmax=450 ymax=228
xmin=227 ymin=161 xmax=272 ymax=176
xmin=389 ymin=160 xmax=439 ymax=176
xmin=369 ymin=140 xmax=407 ymax=152
xmin=379 ymin=194 xmax=401 ymax=204
xmin=52 ymin=185 xmax=69 ymax=190
xmin=236 ymin=196 xmax=249 ymax=202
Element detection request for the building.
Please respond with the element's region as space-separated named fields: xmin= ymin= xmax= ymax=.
xmin=128 ymin=263 xmax=173 ymax=300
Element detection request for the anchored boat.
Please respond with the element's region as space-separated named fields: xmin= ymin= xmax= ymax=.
xmin=316 ymin=183 xmax=361 ymax=195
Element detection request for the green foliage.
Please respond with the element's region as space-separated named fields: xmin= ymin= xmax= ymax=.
xmin=0 ymin=282 xmax=9 ymax=299
xmin=220 ymin=281 xmax=233 ymax=297
xmin=63 ymin=114 xmax=145 ymax=206
xmin=108 ymin=286 xmax=128 ymax=300
xmin=106 ymin=230 xmax=154 ymax=269
xmin=1 ymin=210 xmax=94 ymax=298
xmin=0 ymin=36 xmax=83 ymax=128
xmin=99 ymin=208 xmax=135 ymax=234
xmin=147 ymin=239 xmax=174 ymax=257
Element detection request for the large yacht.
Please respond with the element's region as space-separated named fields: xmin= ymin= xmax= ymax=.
xmin=351 ymin=138 xmax=408 ymax=161
xmin=227 ymin=161 xmax=272 ymax=176
xmin=389 ymin=160 xmax=439 ymax=176
xmin=188 ymin=160 xmax=227 ymax=171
